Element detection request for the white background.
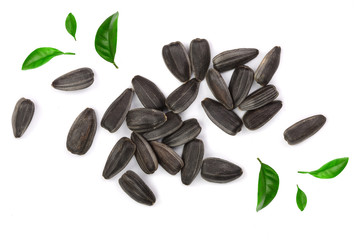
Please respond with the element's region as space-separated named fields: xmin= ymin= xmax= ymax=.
xmin=0 ymin=0 xmax=359 ymax=239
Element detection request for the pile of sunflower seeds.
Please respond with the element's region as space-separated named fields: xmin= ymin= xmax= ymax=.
xmin=11 ymin=38 xmax=326 ymax=206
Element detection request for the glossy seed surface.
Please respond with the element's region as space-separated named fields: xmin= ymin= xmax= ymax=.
xmin=131 ymin=132 xmax=158 ymax=174
xmin=101 ymin=88 xmax=134 ymax=133
xmin=206 ymin=68 xmax=233 ymax=110
xmin=102 ymin=137 xmax=136 ymax=179
xmin=166 ymin=78 xmax=200 ymax=113
xmin=190 ymin=38 xmax=210 ymax=81
xmin=142 ymin=112 xmax=183 ymax=141
xmin=213 ymin=48 xmax=259 ymax=72
xmin=181 ymin=139 xmax=204 ymax=185
xmin=243 ymin=101 xmax=282 ymax=130
xmin=201 ymin=158 xmax=243 ymax=183
xmin=132 ymin=75 xmax=166 ymax=110
xmin=239 ymin=85 xmax=279 ymax=111
xmin=162 ymin=41 xmax=191 ymax=82
xmin=284 ymin=115 xmax=326 ymax=145
xmin=119 ymin=170 xmax=156 ymax=206
xmin=150 ymin=141 xmax=184 ymax=175
xmin=52 ymin=67 xmax=94 ymax=91
xmin=66 ymin=108 xmax=97 ymax=155
xmin=126 ymin=108 xmax=167 ymax=133
xmin=12 ymin=98 xmax=35 ymax=138
xmin=162 ymin=118 xmax=201 ymax=147
xmin=229 ymin=65 xmax=254 ymax=108
xmin=255 ymin=46 xmax=281 ymax=86
xmin=201 ymin=98 xmax=243 ymax=135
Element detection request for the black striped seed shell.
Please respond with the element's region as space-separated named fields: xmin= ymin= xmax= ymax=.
xmin=206 ymin=68 xmax=233 ymax=110
xmin=255 ymin=46 xmax=281 ymax=86
xmin=102 ymin=137 xmax=136 ymax=179
xmin=162 ymin=118 xmax=201 ymax=147
xmin=150 ymin=141 xmax=184 ymax=175
xmin=132 ymin=75 xmax=166 ymax=110
xmin=181 ymin=139 xmax=204 ymax=185
xmin=52 ymin=67 xmax=94 ymax=91
xmin=229 ymin=65 xmax=255 ymax=108
xmin=101 ymin=88 xmax=134 ymax=133
xmin=190 ymin=38 xmax=211 ymax=81
xmin=162 ymin=41 xmax=191 ymax=82
xmin=201 ymin=98 xmax=243 ymax=135
xmin=201 ymin=158 xmax=243 ymax=183
xmin=239 ymin=85 xmax=279 ymax=111
xmin=142 ymin=112 xmax=183 ymax=141
xmin=119 ymin=170 xmax=156 ymax=206
xmin=284 ymin=115 xmax=326 ymax=145
xmin=243 ymin=101 xmax=283 ymax=130
xmin=213 ymin=48 xmax=259 ymax=72
xmin=126 ymin=108 xmax=167 ymax=133
xmin=11 ymin=98 xmax=35 ymax=138
xmin=131 ymin=132 xmax=158 ymax=174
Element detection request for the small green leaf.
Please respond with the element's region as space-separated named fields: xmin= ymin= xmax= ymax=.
xmin=298 ymin=157 xmax=349 ymax=179
xmin=65 ymin=13 xmax=77 ymax=41
xmin=296 ymin=185 xmax=307 ymax=211
xmin=22 ymin=47 xmax=75 ymax=70
xmin=95 ymin=12 xmax=119 ymax=68
xmin=256 ymin=158 xmax=280 ymax=212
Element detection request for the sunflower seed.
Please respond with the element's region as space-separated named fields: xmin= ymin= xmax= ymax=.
xmin=101 ymin=88 xmax=134 ymax=133
xmin=190 ymin=38 xmax=210 ymax=81
xmin=131 ymin=132 xmax=158 ymax=174
xmin=239 ymin=85 xmax=279 ymax=111
xmin=150 ymin=141 xmax=184 ymax=175
xmin=206 ymin=68 xmax=233 ymax=110
xmin=66 ymin=108 xmax=97 ymax=155
xmin=162 ymin=118 xmax=201 ymax=147
xmin=243 ymin=101 xmax=282 ymax=130
xmin=181 ymin=139 xmax=204 ymax=185
xmin=255 ymin=46 xmax=281 ymax=86
xmin=51 ymin=67 xmax=94 ymax=91
xmin=12 ymin=98 xmax=35 ymax=138
xmin=132 ymin=75 xmax=166 ymax=110
xmin=201 ymin=158 xmax=243 ymax=183
xmin=162 ymin=41 xmax=191 ymax=82
xmin=142 ymin=112 xmax=183 ymax=141
xmin=102 ymin=137 xmax=136 ymax=179
xmin=229 ymin=65 xmax=254 ymax=108
xmin=213 ymin=48 xmax=259 ymax=72
xmin=284 ymin=115 xmax=326 ymax=145
xmin=126 ymin=108 xmax=167 ymax=133
xmin=166 ymin=78 xmax=200 ymax=113
xmin=119 ymin=170 xmax=156 ymax=206
xmin=201 ymin=98 xmax=243 ymax=135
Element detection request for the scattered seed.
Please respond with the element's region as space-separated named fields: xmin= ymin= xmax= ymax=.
xmin=190 ymin=38 xmax=211 ymax=81
xmin=162 ymin=118 xmax=201 ymax=147
xmin=51 ymin=67 xmax=94 ymax=91
xmin=213 ymin=48 xmax=259 ymax=72
xmin=131 ymin=132 xmax=158 ymax=174
xmin=206 ymin=68 xmax=233 ymax=110
xmin=126 ymin=108 xmax=167 ymax=132
xmin=201 ymin=158 xmax=243 ymax=183
xmin=255 ymin=46 xmax=281 ymax=86
xmin=166 ymin=78 xmax=200 ymax=113
xmin=150 ymin=141 xmax=184 ymax=175
xmin=181 ymin=139 xmax=204 ymax=185
xmin=12 ymin=98 xmax=35 ymax=138
xmin=243 ymin=101 xmax=282 ymax=130
xmin=239 ymin=85 xmax=279 ymax=111
xmin=142 ymin=112 xmax=183 ymax=141
xmin=229 ymin=65 xmax=254 ymax=108
xmin=162 ymin=41 xmax=191 ymax=82
xmin=132 ymin=75 xmax=166 ymax=110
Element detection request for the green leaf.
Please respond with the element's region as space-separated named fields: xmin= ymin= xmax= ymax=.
xmin=95 ymin=12 xmax=119 ymax=68
xmin=298 ymin=157 xmax=349 ymax=179
xmin=256 ymin=158 xmax=280 ymax=212
xmin=22 ymin=47 xmax=75 ymax=70
xmin=65 ymin=13 xmax=77 ymax=40
xmin=296 ymin=185 xmax=307 ymax=211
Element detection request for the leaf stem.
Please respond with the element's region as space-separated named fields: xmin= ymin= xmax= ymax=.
xmin=64 ymin=52 xmax=76 ymax=55
xmin=298 ymin=171 xmax=308 ymax=174
xmin=257 ymin=158 xmax=262 ymax=164
xmin=113 ymin=62 xmax=119 ymax=69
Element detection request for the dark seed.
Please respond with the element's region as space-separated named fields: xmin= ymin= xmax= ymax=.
xmin=201 ymin=98 xmax=243 ymax=135
xmin=101 ymin=88 xmax=134 ymax=133
xmin=243 ymin=101 xmax=283 ymax=130
xmin=181 ymin=139 xmax=204 ymax=185
xmin=142 ymin=112 xmax=183 ymax=141
xmin=126 ymin=108 xmax=167 ymax=133
xmin=119 ymin=170 xmax=156 ymax=206
xmin=162 ymin=118 xmax=201 ymax=147
xmin=190 ymin=38 xmax=210 ymax=81
xmin=12 ymin=98 xmax=35 ymax=138
xmin=213 ymin=48 xmax=259 ymax=72
xmin=131 ymin=132 xmax=158 ymax=174
xmin=51 ymin=67 xmax=94 ymax=91
xmin=255 ymin=46 xmax=281 ymax=86
xmin=162 ymin=41 xmax=191 ymax=82
xmin=102 ymin=137 xmax=136 ymax=179
xmin=150 ymin=141 xmax=184 ymax=175
xmin=229 ymin=65 xmax=254 ymax=108
xmin=66 ymin=108 xmax=97 ymax=155
xmin=201 ymin=158 xmax=243 ymax=183
xmin=239 ymin=85 xmax=279 ymax=111
xmin=284 ymin=115 xmax=326 ymax=145
xmin=132 ymin=75 xmax=166 ymax=110
xmin=206 ymin=68 xmax=233 ymax=110
xmin=166 ymin=78 xmax=200 ymax=113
